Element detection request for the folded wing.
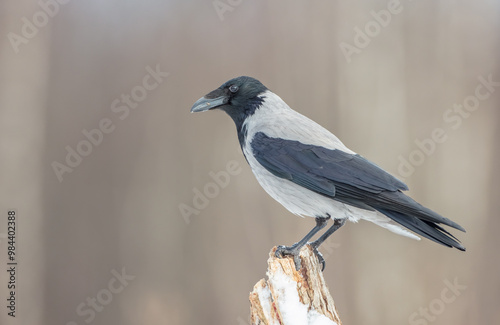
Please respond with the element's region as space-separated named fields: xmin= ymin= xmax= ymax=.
xmin=251 ymin=132 xmax=465 ymax=250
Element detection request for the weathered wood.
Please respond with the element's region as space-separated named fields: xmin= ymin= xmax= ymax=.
xmin=250 ymin=246 xmax=342 ymax=325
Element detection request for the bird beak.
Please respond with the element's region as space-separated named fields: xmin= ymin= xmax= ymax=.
xmin=190 ymin=89 xmax=229 ymax=113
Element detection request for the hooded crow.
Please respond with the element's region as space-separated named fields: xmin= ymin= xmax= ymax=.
xmin=191 ymin=76 xmax=465 ymax=270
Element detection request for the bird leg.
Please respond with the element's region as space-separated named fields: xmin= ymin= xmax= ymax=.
xmin=275 ymin=216 xmax=329 ymax=270
xmin=309 ymin=218 xmax=346 ymax=271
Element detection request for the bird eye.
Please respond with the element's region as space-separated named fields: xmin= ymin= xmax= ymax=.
xmin=229 ymin=85 xmax=239 ymax=93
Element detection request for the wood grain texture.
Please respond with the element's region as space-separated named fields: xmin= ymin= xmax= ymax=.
xmin=250 ymin=246 xmax=342 ymax=325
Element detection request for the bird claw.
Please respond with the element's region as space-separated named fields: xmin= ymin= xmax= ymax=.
xmin=308 ymin=242 xmax=326 ymax=271
xmin=275 ymin=244 xmax=326 ymax=271
xmin=275 ymin=244 xmax=302 ymax=271
xmin=312 ymin=247 xmax=325 ymax=271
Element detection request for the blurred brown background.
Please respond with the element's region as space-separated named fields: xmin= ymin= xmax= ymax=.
xmin=1 ymin=1 xmax=499 ymax=325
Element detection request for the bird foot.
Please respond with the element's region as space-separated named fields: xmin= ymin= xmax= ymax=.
xmin=275 ymin=244 xmax=303 ymax=271
xmin=275 ymin=244 xmax=326 ymax=271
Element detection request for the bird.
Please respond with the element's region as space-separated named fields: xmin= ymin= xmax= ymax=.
xmin=190 ymin=76 xmax=466 ymax=270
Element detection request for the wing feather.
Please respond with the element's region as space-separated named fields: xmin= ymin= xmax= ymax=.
xmin=251 ymin=132 xmax=466 ymax=237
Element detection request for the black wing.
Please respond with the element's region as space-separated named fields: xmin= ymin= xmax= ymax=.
xmin=251 ymin=132 xmax=465 ymax=250
xmin=251 ymin=132 xmax=408 ymax=199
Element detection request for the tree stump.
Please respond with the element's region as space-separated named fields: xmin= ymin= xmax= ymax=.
xmin=249 ymin=246 xmax=343 ymax=325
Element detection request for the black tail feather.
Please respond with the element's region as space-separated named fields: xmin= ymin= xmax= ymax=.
xmin=376 ymin=208 xmax=466 ymax=251
xmin=375 ymin=191 xmax=466 ymax=233
xmin=425 ymin=221 xmax=461 ymax=242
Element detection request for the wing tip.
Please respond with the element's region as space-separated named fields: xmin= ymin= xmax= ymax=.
xmin=446 ymin=220 xmax=466 ymax=233
xmin=376 ymin=208 xmax=466 ymax=252
xmin=455 ymin=242 xmax=466 ymax=252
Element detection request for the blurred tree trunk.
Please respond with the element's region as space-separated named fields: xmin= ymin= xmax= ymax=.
xmin=475 ymin=83 xmax=500 ymax=323
xmin=40 ymin=5 xmax=130 ymax=324
xmin=0 ymin=2 xmax=49 ymax=325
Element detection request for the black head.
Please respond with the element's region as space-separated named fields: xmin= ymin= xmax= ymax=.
xmin=190 ymin=76 xmax=268 ymax=128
